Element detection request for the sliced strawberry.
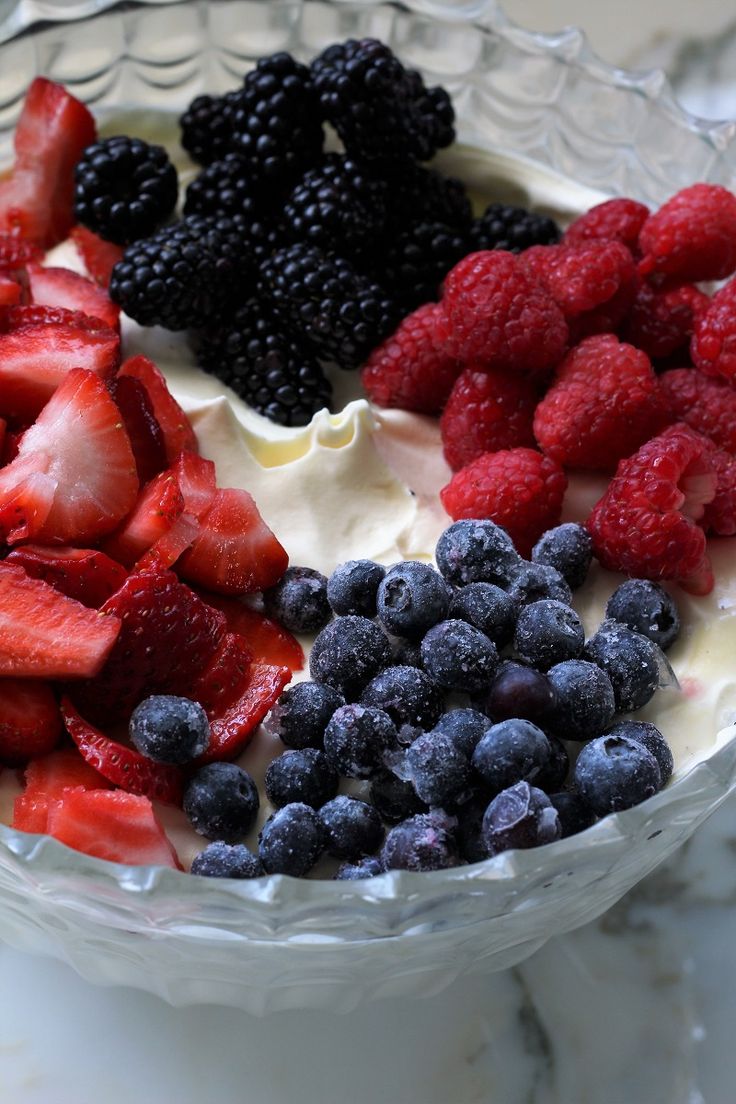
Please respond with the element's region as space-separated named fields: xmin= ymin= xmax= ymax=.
xmin=103 ymin=471 xmax=184 ymax=568
xmin=119 ymin=355 xmax=198 ymax=461
xmin=0 ymin=235 xmax=42 ymax=268
xmin=0 ymin=562 xmax=120 ymax=678
xmin=108 ymin=375 xmax=167 ymax=484
xmin=61 ymin=697 xmax=184 ymax=806
xmin=0 ymin=307 xmax=120 ymax=422
xmin=134 ymin=510 xmax=200 ymax=573
xmin=5 ymin=545 xmax=127 ymax=608
xmin=28 ymin=263 xmax=119 ymax=330
xmin=0 ymin=275 xmax=21 ymax=306
xmin=0 ymin=79 xmax=96 ymax=248
xmin=0 ymin=678 xmax=62 ymax=765
xmin=199 ymin=663 xmax=291 ymax=764
xmin=12 ymin=747 xmax=109 ymax=834
xmin=191 ymin=631 xmax=253 ymax=714
xmin=177 ymin=487 xmax=289 ymax=596
xmin=1 ymin=425 xmax=21 ymax=465
xmin=70 ymin=225 xmax=124 ymax=287
xmin=47 ymin=789 xmax=181 ymax=868
xmin=0 ymin=367 xmax=138 ymax=544
xmin=174 ymin=450 xmax=216 ymax=519
xmin=199 ymin=591 xmax=304 ymax=672
xmin=13 ymin=793 xmax=56 ymax=833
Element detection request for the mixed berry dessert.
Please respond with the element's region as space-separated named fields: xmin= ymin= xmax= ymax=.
xmin=0 ymin=41 xmax=733 ymax=882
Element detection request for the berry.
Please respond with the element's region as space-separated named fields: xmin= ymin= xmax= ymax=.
xmin=605 ymin=579 xmax=680 ymax=651
xmin=441 ymin=448 xmax=567 ymax=558
xmin=27 ymin=264 xmax=120 ymax=331
xmin=606 ymin=720 xmax=673 ymax=786
xmin=263 ymin=566 xmax=331 ymax=635
xmin=258 ymin=802 xmax=325 ymax=876
xmin=471 ymin=719 xmax=552 ymax=795
xmin=431 ymin=708 xmax=490 ymax=758
xmin=204 ymin=594 xmax=304 ymax=672
xmin=311 ymin=38 xmax=454 ymax=164
xmin=484 ymin=661 xmax=557 ymax=727
xmin=481 ymin=781 xmax=561 ymax=855
xmin=623 ymin=282 xmax=709 ymax=361
xmin=323 ymin=703 xmax=397 ymax=779
xmin=310 ymin=615 xmax=391 ymax=700
xmin=381 ymin=812 xmax=460 ymax=872
xmin=319 ymin=795 xmax=384 ymax=860
xmin=660 ymin=369 xmax=736 ymax=455
xmin=405 ymin=730 xmax=471 ymax=807
xmin=183 ymin=762 xmax=260 ymax=843
xmin=435 ymin=251 xmax=568 ymax=374
xmin=374 ymin=220 xmax=469 ymax=311
xmin=703 ymin=446 xmax=736 ymax=537
xmin=440 ymin=367 xmax=538 ymax=471
xmin=183 ymin=154 xmax=262 ymax=222
xmin=370 ymin=769 xmax=426 ymax=823
xmin=563 ymin=197 xmax=649 ymax=251
xmin=533 ymin=335 xmax=669 ymax=472
xmin=573 ymin=734 xmax=662 ymax=815
xmin=691 ymin=278 xmax=736 ymax=384
xmin=638 ymin=183 xmax=736 ymax=282
xmin=327 ymin=559 xmax=386 ymax=618
xmin=6 ymin=545 xmax=127 ymax=610
xmin=13 ymin=748 xmax=111 ymax=835
xmin=47 ymin=789 xmax=179 ymax=869
xmin=435 ymin=519 xmax=521 ymax=589
xmin=264 ymin=749 xmax=338 ymax=809
xmin=128 ymin=694 xmax=210 ymax=765
xmin=448 ymin=582 xmax=518 ymax=648
xmin=117 ymin=355 xmax=198 ymax=463
xmin=199 ymin=662 xmax=290 ymax=765
xmin=505 ymin=561 xmax=572 ymax=607
xmin=179 ymin=93 xmax=234 ymax=166
xmin=583 ymin=619 xmax=660 ymax=712
xmin=420 ymin=619 xmax=498 ymax=694
xmin=454 ymin=793 xmax=490 ymax=863
xmin=382 ymin=163 xmax=472 ymax=232
xmin=74 ymin=136 xmax=177 ymax=245
xmin=531 ymin=523 xmax=593 ymax=590
xmin=335 ymin=856 xmax=384 ymax=880
xmin=376 ymin=561 xmax=450 ymax=641
xmin=190 ymin=841 xmax=264 ymax=879
xmin=0 ymin=679 xmax=61 ymax=766
xmin=513 ymin=599 xmax=584 ymax=671
xmin=264 ymin=680 xmax=344 ymax=750
xmin=548 ymin=791 xmax=596 ymax=838
xmin=283 ymin=153 xmax=387 ymax=260
xmin=534 ymin=735 xmax=570 ymax=793
xmin=469 ymin=202 xmax=560 ymax=253
xmin=547 ymin=659 xmax=616 ymax=742
xmin=361 ymin=665 xmax=443 ymax=729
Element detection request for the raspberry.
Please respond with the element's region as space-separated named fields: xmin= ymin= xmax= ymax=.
xmin=440 ymin=447 xmax=567 ymax=557
xmin=564 ymin=198 xmax=649 ymax=252
xmin=691 ymin=277 xmax=736 ymax=383
xmin=659 ymin=368 xmax=736 ymax=454
xmin=622 ymin=282 xmax=710 ymax=361
xmin=703 ymin=446 xmax=736 ymax=536
xmin=434 ymin=251 xmax=568 ymax=375
xmin=533 ymin=334 xmax=670 ymax=472
xmin=586 ymin=424 xmax=717 ymax=595
xmin=440 ymin=367 xmax=537 ymax=471
xmin=638 ymin=183 xmax=736 ymax=283
xmin=360 ymin=303 xmax=461 ymax=415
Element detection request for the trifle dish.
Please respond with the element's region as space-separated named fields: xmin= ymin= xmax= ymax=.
xmin=0 ymin=0 xmax=734 ymax=1013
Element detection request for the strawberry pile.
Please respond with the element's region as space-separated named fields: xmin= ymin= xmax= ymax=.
xmin=363 ymin=190 xmax=736 ymax=592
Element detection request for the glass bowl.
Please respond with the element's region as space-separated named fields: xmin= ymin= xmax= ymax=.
xmin=1 ymin=0 xmax=735 ymax=1015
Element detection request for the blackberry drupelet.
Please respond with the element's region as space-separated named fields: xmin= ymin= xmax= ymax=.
xmin=283 ymin=154 xmax=388 ymax=260
xmin=372 ymin=220 xmax=469 ymax=310
xmin=469 ymin=202 xmax=561 ymax=253
xmin=184 ymin=153 xmax=263 ymax=222
xmin=74 ymin=136 xmax=177 ymax=245
xmin=385 ymin=163 xmax=473 ymax=232
xmin=179 ymin=92 xmax=235 ymax=166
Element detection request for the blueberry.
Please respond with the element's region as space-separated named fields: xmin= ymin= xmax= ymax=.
xmin=505 ymin=561 xmax=572 ymax=607
xmin=432 ymin=708 xmax=490 ymax=757
xmin=323 ymin=703 xmax=397 ymax=778
xmin=264 ymin=565 xmax=332 ymax=634
xmin=534 ymin=735 xmax=570 ymax=793
xmin=573 ymin=734 xmax=662 ymax=815
xmin=605 ymin=579 xmax=680 ymax=651
xmin=319 ymin=795 xmax=384 ymax=860
xmin=547 ymin=659 xmax=616 ymax=742
xmin=184 ymin=762 xmax=260 ymax=842
xmin=391 ymin=639 xmax=424 ymax=669
xmin=548 ymin=791 xmax=596 ymax=838
xmin=360 ymin=664 xmax=443 ymax=729
xmin=258 ymin=802 xmax=325 ymax=876
xmin=310 ymin=615 xmax=392 ymax=700
xmin=381 ymin=813 xmax=460 ymax=871
xmin=327 ymin=559 xmax=386 ymax=617
xmin=514 ymin=599 xmax=584 ymax=671
xmin=584 ymin=619 xmax=660 ymax=712
xmin=405 ymin=730 xmax=471 ymax=807
xmin=484 ymin=661 xmax=557 ymax=727
xmin=264 ymin=681 xmax=344 ymax=750
xmin=449 ymin=581 xmax=518 ymax=648
xmin=472 ymin=718 xmax=552 ymax=794
xmin=532 ymin=523 xmax=593 ymax=590
xmin=129 ymin=694 xmax=210 ymax=765
xmin=376 ymin=561 xmax=450 ymax=640
xmin=370 ymin=768 xmax=427 ymax=823
xmin=481 ymin=781 xmax=561 ymax=854
xmin=605 ymin=720 xmax=673 ymax=786
xmin=334 ymin=855 xmax=384 ymax=880
xmin=264 ymin=748 xmax=338 ymax=808
xmin=190 ymin=841 xmax=264 ymax=878
xmin=454 ymin=793 xmax=491 ymax=863
xmin=420 ymin=619 xmax=499 ymax=694
xmin=435 ymin=519 xmax=520 ymax=587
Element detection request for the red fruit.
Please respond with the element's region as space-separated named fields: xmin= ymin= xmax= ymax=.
xmin=61 ymin=697 xmax=184 ymax=806
xmin=198 ymin=592 xmax=304 ymax=672
xmin=440 ymin=367 xmax=537 ymax=471
xmin=533 ymin=335 xmax=670 ymax=472
xmin=135 ymin=511 xmax=200 ymax=574
xmin=691 ymin=278 xmax=736 ymax=383
xmin=638 ymin=184 xmax=736 ymax=283
xmin=434 ymin=251 xmax=568 ymax=375
xmin=0 ymin=562 xmax=121 ymax=678
xmin=198 ymin=662 xmax=291 ymax=764
xmin=361 ymin=302 xmax=462 ymax=415
xmin=702 ymin=446 xmax=736 ymax=537
xmin=27 ymin=264 xmax=120 ymax=331
xmin=586 ymin=424 xmax=717 ymax=594
xmin=564 ymin=198 xmax=650 ymax=252
xmin=0 ymin=678 xmax=62 ymax=765
xmin=173 ymin=450 xmax=216 ymax=519
xmin=177 ymin=487 xmax=289 ymax=595
xmin=191 ymin=631 xmax=253 ymax=714
xmin=103 ymin=470 xmax=184 ymax=568
xmin=46 ymin=789 xmax=181 ymax=868
xmin=623 ymin=282 xmax=710 ymax=361
xmin=1 ymin=424 xmax=21 ymax=465
xmin=13 ymin=746 xmax=110 ymax=834
xmin=440 ymin=447 xmax=567 ymax=557
xmin=0 ymin=307 xmax=120 ymax=422
xmin=118 ymin=355 xmax=198 ymax=461
xmin=5 ymin=545 xmax=127 ymax=608
xmin=70 ymin=225 xmax=124 ymax=287
xmin=659 ymin=368 xmax=736 ymax=455
xmin=0 ymin=276 xmax=21 ymax=306
xmin=0 ymin=235 xmax=42 ymax=268
xmin=0 ymin=368 xmax=138 ymax=545
xmin=108 ymin=374 xmax=168 ymax=484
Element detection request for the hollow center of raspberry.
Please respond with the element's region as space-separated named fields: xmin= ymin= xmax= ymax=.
xmin=679 ymin=457 xmax=717 ymax=521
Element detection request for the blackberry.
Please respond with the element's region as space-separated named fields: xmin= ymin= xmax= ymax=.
xmin=372 ymin=220 xmax=469 ymax=311
xmin=573 ymin=734 xmax=662 ymax=816
xmin=128 ymin=694 xmax=210 ymax=765
xmin=319 ymin=796 xmax=384 ymax=860
xmin=605 ymin=579 xmax=680 ymax=651
xmin=263 ymin=565 xmax=332 ymax=634
xmin=531 ymin=523 xmax=593 ymax=591
xmin=312 ymin=39 xmax=454 ymax=164
xmin=481 ymin=781 xmax=561 ymax=855
xmin=195 ymin=297 xmax=331 ymax=427
xmin=264 ymin=681 xmax=344 ymax=751
xmin=421 ymin=619 xmax=499 ymax=695
xmin=260 ymin=243 xmax=398 ymax=370
xmin=471 ymin=719 xmax=552 ymax=795
xmin=190 ymin=842 xmax=264 ymax=879
xmin=184 ymin=153 xmax=262 ymax=223
xmin=376 ymin=561 xmax=451 ymax=640
xmin=385 ymin=163 xmax=473 ymax=233
xmin=264 ymin=749 xmax=338 ymax=809
xmin=327 ymin=559 xmax=386 ymax=618
xmin=449 ymin=582 xmax=518 ymax=649
xmin=381 ymin=812 xmax=460 ymax=871
xmin=283 ymin=154 xmax=388 ymax=260
xmin=469 ymin=203 xmax=561 ymax=253
xmin=513 ymin=599 xmax=585 ymax=672
xmin=179 ymin=92 xmax=234 ymax=166
xmin=74 ymin=136 xmax=178 ymax=246
xmin=548 ymin=659 xmax=616 ymax=743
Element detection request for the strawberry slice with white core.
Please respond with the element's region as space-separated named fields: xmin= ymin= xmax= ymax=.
xmin=0 ymin=367 xmax=138 ymax=545
xmin=46 ymin=789 xmax=181 ymax=869
xmin=0 ymin=562 xmax=120 ymax=678
xmin=5 ymin=545 xmax=128 ymax=608
xmin=0 ymin=678 xmax=62 ymax=765
xmin=119 ymin=355 xmax=198 ymax=461
xmin=12 ymin=746 xmax=111 ymax=834
xmin=174 ymin=450 xmax=216 ymax=519
xmin=28 ymin=263 xmax=120 ymax=330
xmin=103 ymin=469 xmax=184 ymax=567
xmin=70 ymin=225 xmax=123 ymax=288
